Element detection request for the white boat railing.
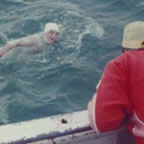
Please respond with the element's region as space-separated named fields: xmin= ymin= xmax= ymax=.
xmin=0 ymin=110 xmax=135 ymax=144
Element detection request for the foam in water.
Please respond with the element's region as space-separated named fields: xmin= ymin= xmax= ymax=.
xmin=0 ymin=32 xmax=8 ymax=47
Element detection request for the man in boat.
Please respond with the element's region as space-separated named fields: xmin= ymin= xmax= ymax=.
xmin=0 ymin=22 xmax=59 ymax=58
xmin=88 ymin=21 xmax=144 ymax=144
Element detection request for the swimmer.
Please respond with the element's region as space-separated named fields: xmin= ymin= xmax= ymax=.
xmin=0 ymin=22 xmax=59 ymax=58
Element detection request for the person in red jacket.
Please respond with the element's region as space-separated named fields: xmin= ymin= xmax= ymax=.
xmin=87 ymin=21 xmax=144 ymax=144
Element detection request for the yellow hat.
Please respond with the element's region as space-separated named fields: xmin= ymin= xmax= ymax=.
xmin=122 ymin=21 xmax=144 ymax=49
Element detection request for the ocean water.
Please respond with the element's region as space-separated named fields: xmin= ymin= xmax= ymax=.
xmin=0 ymin=0 xmax=143 ymax=125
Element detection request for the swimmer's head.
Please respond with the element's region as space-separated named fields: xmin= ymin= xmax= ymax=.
xmin=44 ymin=22 xmax=59 ymax=44
xmin=44 ymin=23 xmax=59 ymax=33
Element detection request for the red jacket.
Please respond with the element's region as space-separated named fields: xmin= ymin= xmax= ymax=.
xmin=88 ymin=50 xmax=144 ymax=144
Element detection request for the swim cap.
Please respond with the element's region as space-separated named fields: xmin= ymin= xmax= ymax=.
xmin=122 ymin=21 xmax=144 ymax=49
xmin=44 ymin=23 xmax=59 ymax=33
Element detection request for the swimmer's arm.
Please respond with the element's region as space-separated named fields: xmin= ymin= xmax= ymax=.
xmin=0 ymin=43 xmax=15 ymax=58
xmin=0 ymin=35 xmax=38 ymax=58
xmin=11 ymin=35 xmax=38 ymax=47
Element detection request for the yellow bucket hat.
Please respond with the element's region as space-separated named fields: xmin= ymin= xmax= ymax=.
xmin=122 ymin=21 xmax=144 ymax=49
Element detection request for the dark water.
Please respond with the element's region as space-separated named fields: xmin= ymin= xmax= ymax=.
xmin=0 ymin=0 xmax=143 ymax=125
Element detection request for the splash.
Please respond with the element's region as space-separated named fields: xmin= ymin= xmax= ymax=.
xmin=59 ymin=10 xmax=104 ymax=50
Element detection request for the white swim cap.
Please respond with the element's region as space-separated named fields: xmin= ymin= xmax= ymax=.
xmin=44 ymin=22 xmax=59 ymax=33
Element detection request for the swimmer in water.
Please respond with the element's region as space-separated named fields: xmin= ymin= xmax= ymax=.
xmin=0 ymin=22 xmax=59 ymax=58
